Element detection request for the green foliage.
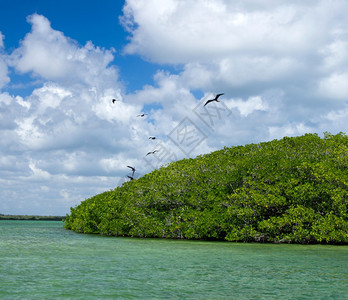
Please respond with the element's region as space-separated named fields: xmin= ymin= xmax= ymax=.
xmin=64 ymin=133 xmax=348 ymax=244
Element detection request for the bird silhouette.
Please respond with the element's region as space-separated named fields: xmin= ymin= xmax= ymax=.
xmin=204 ymin=93 xmax=224 ymax=107
xmin=149 ymin=136 xmax=156 ymax=140
xmin=137 ymin=113 xmax=148 ymax=117
xmin=127 ymin=175 xmax=134 ymax=180
xmin=127 ymin=165 xmax=136 ymax=176
xmin=146 ymin=150 xmax=159 ymax=156
xmin=112 ymin=99 xmax=119 ymax=103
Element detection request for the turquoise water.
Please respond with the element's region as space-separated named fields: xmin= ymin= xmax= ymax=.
xmin=0 ymin=221 xmax=347 ymax=299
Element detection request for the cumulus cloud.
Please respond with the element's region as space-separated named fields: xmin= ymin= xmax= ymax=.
xmin=2 ymin=12 xmax=206 ymax=215
xmin=118 ymin=0 xmax=348 ymax=170
xmin=28 ymin=161 xmax=51 ymax=180
xmin=122 ymin=0 xmax=348 ymax=124
xmin=122 ymin=0 xmax=348 ymax=102
xmin=318 ymin=72 xmax=348 ymax=100
xmin=9 ymin=14 xmax=118 ymax=88
xmin=320 ymin=40 xmax=348 ymax=72
xmin=228 ymin=96 xmax=268 ymax=117
xmin=0 ymin=31 xmax=10 ymax=89
xmin=0 ymin=13 xmax=149 ymax=215
xmin=1 ymin=1 xmax=348 ymax=215
xmin=268 ymin=122 xmax=315 ymax=141
xmin=121 ymin=0 xmax=345 ymax=63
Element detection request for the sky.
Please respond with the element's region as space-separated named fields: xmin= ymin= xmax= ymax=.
xmin=0 ymin=0 xmax=348 ymax=216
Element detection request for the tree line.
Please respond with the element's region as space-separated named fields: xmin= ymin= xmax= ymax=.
xmin=64 ymin=132 xmax=348 ymax=244
xmin=0 ymin=214 xmax=65 ymax=221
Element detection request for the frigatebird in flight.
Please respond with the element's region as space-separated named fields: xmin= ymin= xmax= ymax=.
xmin=146 ymin=150 xmax=159 ymax=156
xmin=127 ymin=165 xmax=136 ymax=176
xmin=112 ymin=99 xmax=119 ymax=103
xmin=149 ymin=136 xmax=156 ymax=140
xmin=137 ymin=113 xmax=148 ymax=117
xmin=204 ymin=93 xmax=224 ymax=107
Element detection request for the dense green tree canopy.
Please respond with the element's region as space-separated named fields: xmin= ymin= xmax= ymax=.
xmin=64 ymin=133 xmax=348 ymax=244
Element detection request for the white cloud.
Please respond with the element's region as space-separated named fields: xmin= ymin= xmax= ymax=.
xmin=0 ymin=13 xmax=143 ymax=215
xmin=121 ymin=0 xmax=345 ymax=63
xmin=16 ymin=96 xmax=30 ymax=109
xmin=228 ymin=96 xmax=268 ymax=117
xmin=0 ymin=92 xmax=12 ymax=106
xmin=320 ymin=40 xmax=348 ymax=71
xmin=121 ymin=0 xmax=348 ymax=142
xmin=2 ymin=2 xmax=348 ymax=216
xmin=28 ymin=161 xmax=51 ymax=180
xmin=9 ymin=14 xmax=118 ymax=88
xmin=268 ymin=122 xmax=315 ymax=141
xmin=0 ymin=59 xmax=8 ymax=89
xmin=0 ymin=31 xmax=4 ymax=48
xmin=92 ymin=89 xmax=141 ymax=124
xmin=320 ymin=104 xmax=348 ymax=133
xmin=0 ymin=31 xmax=9 ymax=89
xmin=318 ymin=72 xmax=348 ymax=100
xmin=122 ymin=0 xmax=348 ymax=102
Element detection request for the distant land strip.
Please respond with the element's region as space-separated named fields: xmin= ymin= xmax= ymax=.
xmin=0 ymin=214 xmax=65 ymax=221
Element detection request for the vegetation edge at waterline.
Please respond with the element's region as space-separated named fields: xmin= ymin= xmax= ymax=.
xmin=64 ymin=132 xmax=348 ymax=244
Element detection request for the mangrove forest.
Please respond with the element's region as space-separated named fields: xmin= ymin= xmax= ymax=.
xmin=64 ymin=133 xmax=348 ymax=244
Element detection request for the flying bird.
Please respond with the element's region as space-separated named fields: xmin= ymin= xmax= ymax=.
xmin=127 ymin=165 xmax=136 ymax=176
xmin=137 ymin=113 xmax=148 ymax=117
xmin=112 ymin=99 xmax=119 ymax=103
xmin=149 ymin=136 xmax=156 ymax=140
xmin=146 ymin=150 xmax=159 ymax=156
xmin=127 ymin=175 xmax=134 ymax=181
xmin=204 ymin=93 xmax=224 ymax=107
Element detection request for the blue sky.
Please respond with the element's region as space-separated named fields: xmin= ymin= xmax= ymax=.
xmin=0 ymin=0 xmax=163 ymax=94
xmin=1 ymin=0 xmax=348 ymax=215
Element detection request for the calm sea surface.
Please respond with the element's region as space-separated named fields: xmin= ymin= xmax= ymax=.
xmin=0 ymin=220 xmax=347 ymax=299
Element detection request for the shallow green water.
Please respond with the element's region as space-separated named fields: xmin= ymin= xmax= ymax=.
xmin=0 ymin=220 xmax=347 ymax=299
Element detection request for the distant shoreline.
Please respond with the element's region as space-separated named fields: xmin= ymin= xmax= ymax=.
xmin=0 ymin=214 xmax=65 ymax=221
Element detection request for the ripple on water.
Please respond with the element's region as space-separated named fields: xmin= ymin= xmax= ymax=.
xmin=0 ymin=220 xmax=347 ymax=299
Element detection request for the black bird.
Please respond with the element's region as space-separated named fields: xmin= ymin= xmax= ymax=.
xmin=149 ymin=136 xmax=156 ymax=140
xmin=112 ymin=99 xmax=119 ymax=103
xmin=127 ymin=175 xmax=134 ymax=180
xmin=127 ymin=165 xmax=136 ymax=176
xmin=146 ymin=150 xmax=159 ymax=156
xmin=137 ymin=113 xmax=148 ymax=117
xmin=204 ymin=93 xmax=224 ymax=107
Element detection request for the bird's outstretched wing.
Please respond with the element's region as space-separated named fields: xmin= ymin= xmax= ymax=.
xmin=204 ymin=93 xmax=224 ymax=106
xmin=146 ymin=150 xmax=158 ymax=156
xmin=215 ymin=93 xmax=224 ymax=99
xmin=204 ymin=99 xmax=214 ymax=107
xmin=127 ymin=166 xmax=136 ymax=176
